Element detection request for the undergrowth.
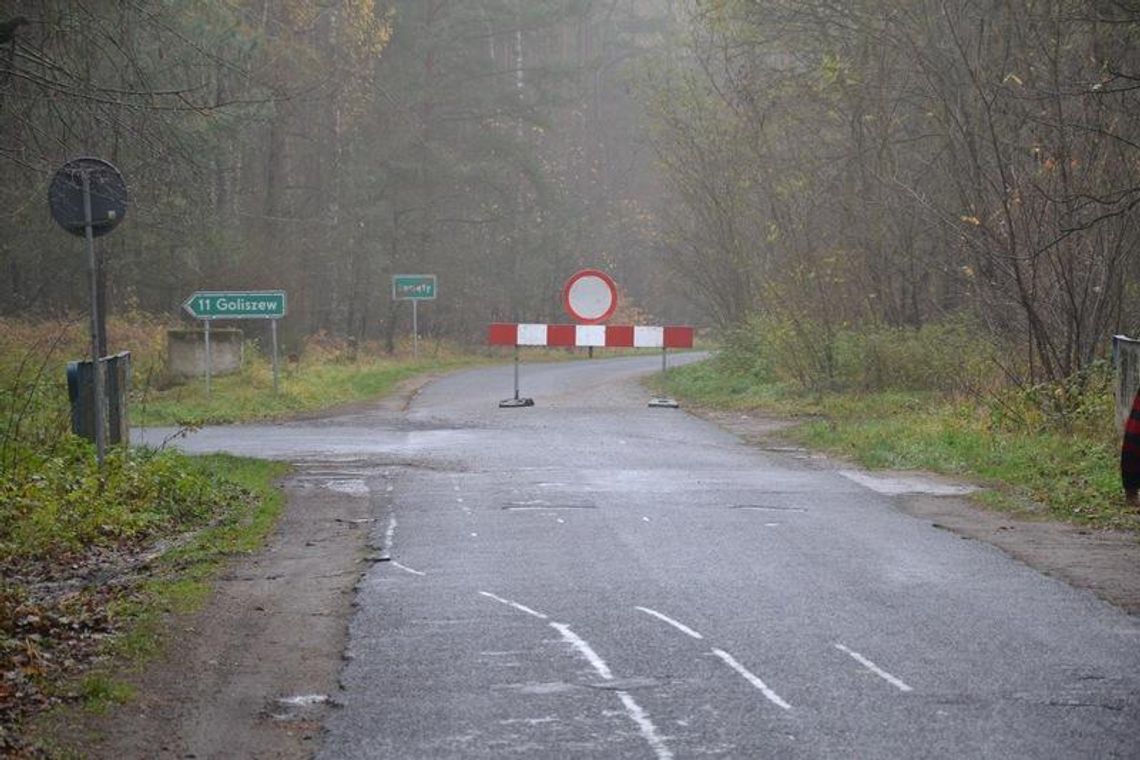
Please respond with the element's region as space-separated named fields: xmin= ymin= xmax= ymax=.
xmin=662 ymin=318 xmax=1136 ymax=531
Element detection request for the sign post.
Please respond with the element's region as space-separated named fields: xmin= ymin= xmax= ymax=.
xmin=49 ymin=157 xmax=129 ymax=468
xmin=183 ymin=291 xmax=287 ymax=395
xmin=392 ymin=275 xmax=437 ymax=359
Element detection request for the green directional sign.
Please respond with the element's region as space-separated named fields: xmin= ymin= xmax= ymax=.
xmin=392 ymin=274 xmax=437 ymax=301
xmin=183 ymin=291 xmax=287 ymax=319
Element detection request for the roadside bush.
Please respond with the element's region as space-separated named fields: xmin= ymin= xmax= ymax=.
xmin=720 ymin=314 xmax=1002 ymax=394
xmin=0 ymin=441 xmax=251 ymax=562
xmin=986 ymin=360 xmax=1116 ymax=438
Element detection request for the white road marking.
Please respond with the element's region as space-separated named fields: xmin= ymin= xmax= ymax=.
xmin=635 ymin=607 xmax=704 ymax=640
xmin=711 ymin=649 xmax=792 ymax=710
xmin=556 ymin=518 xmax=565 ymax=524
xmin=550 ymin=622 xmax=613 ymax=680
xmin=478 ymin=591 xmax=549 ymax=620
xmin=642 ymin=516 xmax=651 ymax=522
xmin=549 ymin=622 xmax=673 ymax=759
xmin=384 ymin=516 xmax=397 ymax=550
xmin=618 ymin=691 xmax=674 ymax=760
xmin=835 ymin=643 xmax=914 ymax=692
xmin=391 ymin=561 xmax=426 ymax=576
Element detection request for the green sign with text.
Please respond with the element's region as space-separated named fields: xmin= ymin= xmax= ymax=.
xmin=392 ymin=274 xmax=437 ymax=301
xmin=183 ymin=291 xmax=287 ymax=319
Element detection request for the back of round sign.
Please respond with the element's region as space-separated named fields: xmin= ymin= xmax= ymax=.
xmin=48 ymin=157 xmax=128 ymax=238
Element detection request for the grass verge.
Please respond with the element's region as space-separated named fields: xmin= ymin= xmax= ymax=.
xmin=133 ymin=352 xmax=489 ymax=426
xmin=659 ymin=357 xmax=1140 ymax=532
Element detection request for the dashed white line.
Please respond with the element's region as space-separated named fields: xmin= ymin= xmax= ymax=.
xmin=478 ymin=591 xmax=549 ymax=620
xmin=711 ymin=649 xmax=792 ymax=710
xmin=617 ymin=691 xmax=674 ymax=760
xmin=835 ymin=643 xmax=913 ymax=692
xmin=550 ymin=622 xmax=673 ymax=760
xmin=635 ymin=607 xmax=704 ymax=640
xmin=391 ymin=561 xmax=426 ymax=576
xmin=550 ymin=622 xmax=614 ymax=680
xmin=474 ymin=593 xmax=672 ymax=760
xmin=384 ymin=516 xmax=397 ymax=550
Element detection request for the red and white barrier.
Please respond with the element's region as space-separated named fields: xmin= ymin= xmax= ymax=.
xmin=488 ymin=323 xmax=693 ymax=349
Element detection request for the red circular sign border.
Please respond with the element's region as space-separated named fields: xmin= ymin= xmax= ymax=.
xmin=562 ymin=269 xmax=619 ymax=325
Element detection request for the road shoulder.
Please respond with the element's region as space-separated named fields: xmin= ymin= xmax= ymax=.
xmin=32 ymin=469 xmax=378 ymax=758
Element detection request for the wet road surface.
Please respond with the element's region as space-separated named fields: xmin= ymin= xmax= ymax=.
xmin=138 ymin=355 xmax=1140 ymax=759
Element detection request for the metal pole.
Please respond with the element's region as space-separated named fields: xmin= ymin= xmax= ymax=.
xmin=412 ymin=299 xmax=419 ymax=359
xmin=662 ymin=346 xmax=668 ymax=375
xmin=204 ymin=318 xmax=212 ymax=396
xmin=514 ymin=345 xmax=520 ymax=400
xmin=271 ymin=318 xmax=280 ymax=394
xmin=82 ymin=173 xmax=106 ymax=467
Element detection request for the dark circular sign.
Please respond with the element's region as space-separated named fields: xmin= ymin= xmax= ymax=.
xmin=49 ymin=157 xmax=128 ymax=238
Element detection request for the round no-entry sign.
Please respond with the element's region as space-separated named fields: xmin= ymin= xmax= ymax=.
xmin=562 ymin=269 xmax=618 ymax=324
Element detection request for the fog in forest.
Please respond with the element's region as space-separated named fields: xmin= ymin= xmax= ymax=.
xmin=3 ymin=1 xmax=1140 ymax=382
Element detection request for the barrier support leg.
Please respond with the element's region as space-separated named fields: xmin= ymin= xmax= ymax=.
xmin=649 ymin=346 xmax=680 ymax=408
xmin=499 ymin=345 xmax=534 ymax=408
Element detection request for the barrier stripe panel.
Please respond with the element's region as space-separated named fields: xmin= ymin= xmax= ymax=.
xmin=606 ymin=325 xmax=635 ymax=347
xmin=663 ymin=326 xmax=695 ymax=349
xmin=634 ymin=326 xmax=664 ymax=348
xmin=517 ymin=324 xmax=548 ymax=346
xmin=488 ymin=323 xmax=518 ymax=346
xmin=577 ymin=325 xmax=606 ymax=347
xmin=488 ymin=323 xmax=693 ymax=348
xmin=547 ymin=324 xmax=576 ymax=347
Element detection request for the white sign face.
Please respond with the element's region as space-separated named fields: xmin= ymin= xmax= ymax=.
xmin=562 ymin=269 xmax=618 ymax=324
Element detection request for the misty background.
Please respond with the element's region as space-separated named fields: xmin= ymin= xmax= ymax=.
xmin=2 ymin=1 xmax=1140 ymax=385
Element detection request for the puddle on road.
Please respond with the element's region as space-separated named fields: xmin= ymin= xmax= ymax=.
xmin=267 ymin=693 xmax=339 ymax=722
xmin=731 ymin=505 xmax=807 ymax=513
xmin=322 ymin=479 xmax=370 ymax=496
xmin=839 ymin=470 xmax=979 ymax=496
xmin=502 ymin=501 xmax=597 ymax=510
xmin=496 ymin=681 xmax=580 ymax=695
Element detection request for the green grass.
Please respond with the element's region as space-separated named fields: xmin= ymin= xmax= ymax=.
xmin=662 ymin=357 xmax=1139 ymax=531
xmin=104 ymin=455 xmax=288 ymax=665
xmin=133 ymin=353 xmax=489 ymax=426
xmin=77 ymin=675 xmax=135 ymax=714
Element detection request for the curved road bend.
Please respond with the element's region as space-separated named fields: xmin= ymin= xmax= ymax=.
xmin=138 ymin=355 xmax=1140 ymax=759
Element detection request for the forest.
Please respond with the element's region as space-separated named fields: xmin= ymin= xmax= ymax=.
xmin=1 ymin=0 xmax=681 ymax=352
xmin=2 ymin=0 xmax=1139 ymax=385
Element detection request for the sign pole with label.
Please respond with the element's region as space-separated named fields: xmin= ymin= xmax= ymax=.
xmin=183 ymin=291 xmax=287 ymax=395
xmin=81 ymin=173 xmax=106 ymax=460
xmin=49 ymin=157 xmax=129 ymax=468
xmin=392 ymin=275 xmax=437 ymax=359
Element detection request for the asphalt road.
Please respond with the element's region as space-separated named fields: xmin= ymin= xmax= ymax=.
xmin=139 ymin=355 xmax=1140 ymax=759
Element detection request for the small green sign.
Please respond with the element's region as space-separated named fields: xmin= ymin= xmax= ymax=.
xmin=392 ymin=274 xmax=437 ymax=301
xmin=183 ymin=291 xmax=287 ymax=319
